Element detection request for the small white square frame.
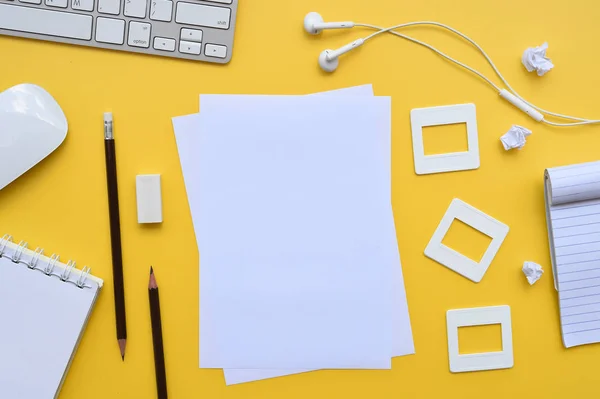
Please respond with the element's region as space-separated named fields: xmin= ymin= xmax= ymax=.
xmin=446 ymin=305 xmax=513 ymax=373
xmin=424 ymin=199 xmax=509 ymax=283
xmin=410 ymin=103 xmax=479 ymax=175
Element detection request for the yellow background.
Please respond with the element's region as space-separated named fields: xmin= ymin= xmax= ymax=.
xmin=1 ymin=0 xmax=600 ymax=397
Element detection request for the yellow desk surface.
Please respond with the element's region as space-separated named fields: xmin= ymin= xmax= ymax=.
xmin=2 ymin=0 xmax=600 ymax=397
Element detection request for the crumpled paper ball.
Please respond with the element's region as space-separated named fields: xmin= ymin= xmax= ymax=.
xmin=522 ymin=261 xmax=544 ymax=285
xmin=500 ymin=125 xmax=532 ymax=150
xmin=522 ymin=42 xmax=554 ymax=76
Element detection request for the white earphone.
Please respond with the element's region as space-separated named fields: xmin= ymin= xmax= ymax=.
xmin=304 ymin=12 xmax=359 ymax=72
xmin=303 ymin=12 xmax=600 ymax=127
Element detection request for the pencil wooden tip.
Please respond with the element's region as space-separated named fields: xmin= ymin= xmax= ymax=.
xmin=118 ymin=339 xmax=127 ymax=360
xmin=149 ymin=268 xmax=158 ymax=289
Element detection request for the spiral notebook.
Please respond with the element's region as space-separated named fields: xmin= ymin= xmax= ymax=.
xmin=0 ymin=235 xmax=103 ymax=399
xmin=545 ymin=160 xmax=600 ymax=348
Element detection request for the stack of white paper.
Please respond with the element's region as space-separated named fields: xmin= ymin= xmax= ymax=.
xmin=172 ymin=85 xmax=414 ymax=385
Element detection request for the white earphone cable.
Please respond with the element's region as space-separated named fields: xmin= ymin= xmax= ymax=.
xmin=540 ymin=119 xmax=599 ymax=127
xmin=357 ymin=22 xmax=502 ymax=92
xmin=355 ymin=21 xmax=600 ymax=127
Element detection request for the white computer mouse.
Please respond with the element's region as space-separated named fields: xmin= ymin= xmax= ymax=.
xmin=0 ymin=83 xmax=67 ymax=190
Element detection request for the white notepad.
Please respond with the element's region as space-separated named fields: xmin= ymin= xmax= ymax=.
xmin=175 ymin=95 xmax=395 ymax=369
xmin=0 ymin=236 xmax=102 ymax=398
xmin=545 ymin=160 xmax=600 ymax=348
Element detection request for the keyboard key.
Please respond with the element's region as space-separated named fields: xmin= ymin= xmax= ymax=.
xmin=179 ymin=40 xmax=200 ymax=55
xmin=175 ymin=3 xmax=230 ymax=30
xmin=72 ymin=0 xmax=93 ymax=11
xmin=205 ymin=0 xmax=232 ymax=3
xmin=205 ymin=43 xmax=227 ymax=58
xmin=153 ymin=37 xmax=175 ymax=52
xmin=124 ymin=0 xmax=147 ymax=18
xmin=45 ymin=0 xmax=67 ymax=7
xmin=96 ymin=17 xmax=125 ymax=44
xmin=150 ymin=0 xmax=172 ymax=22
xmin=128 ymin=21 xmax=151 ymax=48
xmin=181 ymin=28 xmax=202 ymax=43
xmin=19 ymin=0 xmax=42 ymax=4
xmin=0 ymin=4 xmax=92 ymax=40
xmin=98 ymin=0 xmax=120 ymax=15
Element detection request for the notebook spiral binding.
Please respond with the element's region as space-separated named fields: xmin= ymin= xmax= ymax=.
xmin=0 ymin=234 xmax=93 ymax=289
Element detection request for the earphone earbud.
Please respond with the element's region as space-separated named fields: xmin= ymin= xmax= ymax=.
xmin=303 ymin=12 xmax=354 ymax=35
xmin=318 ymin=39 xmax=364 ymax=73
xmin=318 ymin=50 xmax=338 ymax=72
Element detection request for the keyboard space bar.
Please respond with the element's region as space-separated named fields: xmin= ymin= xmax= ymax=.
xmin=0 ymin=4 xmax=93 ymax=41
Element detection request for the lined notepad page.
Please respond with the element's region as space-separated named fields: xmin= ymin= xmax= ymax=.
xmin=546 ymin=160 xmax=600 ymax=348
xmin=0 ymin=253 xmax=101 ymax=398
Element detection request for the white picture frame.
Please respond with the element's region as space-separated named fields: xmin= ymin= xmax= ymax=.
xmin=446 ymin=305 xmax=513 ymax=373
xmin=410 ymin=103 xmax=479 ymax=175
xmin=424 ymin=199 xmax=509 ymax=283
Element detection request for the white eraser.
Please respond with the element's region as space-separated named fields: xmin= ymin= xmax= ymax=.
xmin=136 ymin=174 xmax=162 ymax=224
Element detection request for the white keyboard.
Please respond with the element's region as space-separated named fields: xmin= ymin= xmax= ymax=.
xmin=0 ymin=0 xmax=238 ymax=64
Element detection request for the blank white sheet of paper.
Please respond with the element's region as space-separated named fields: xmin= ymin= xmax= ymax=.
xmin=546 ymin=160 xmax=600 ymax=348
xmin=174 ymin=86 xmax=415 ymax=383
xmin=174 ymin=87 xmax=415 ymax=383
xmin=196 ymin=87 xmax=414 ymax=383
xmin=179 ymin=86 xmax=397 ymax=384
xmin=173 ymin=95 xmax=394 ymax=369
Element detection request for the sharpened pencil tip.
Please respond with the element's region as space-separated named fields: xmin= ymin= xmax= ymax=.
xmin=149 ymin=267 xmax=158 ymax=289
xmin=118 ymin=339 xmax=127 ymax=360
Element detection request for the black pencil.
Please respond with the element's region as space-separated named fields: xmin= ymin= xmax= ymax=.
xmin=149 ymin=267 xmax=168 ymax=399
xmin=103 ymin=112 xmax=127 ymax=360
